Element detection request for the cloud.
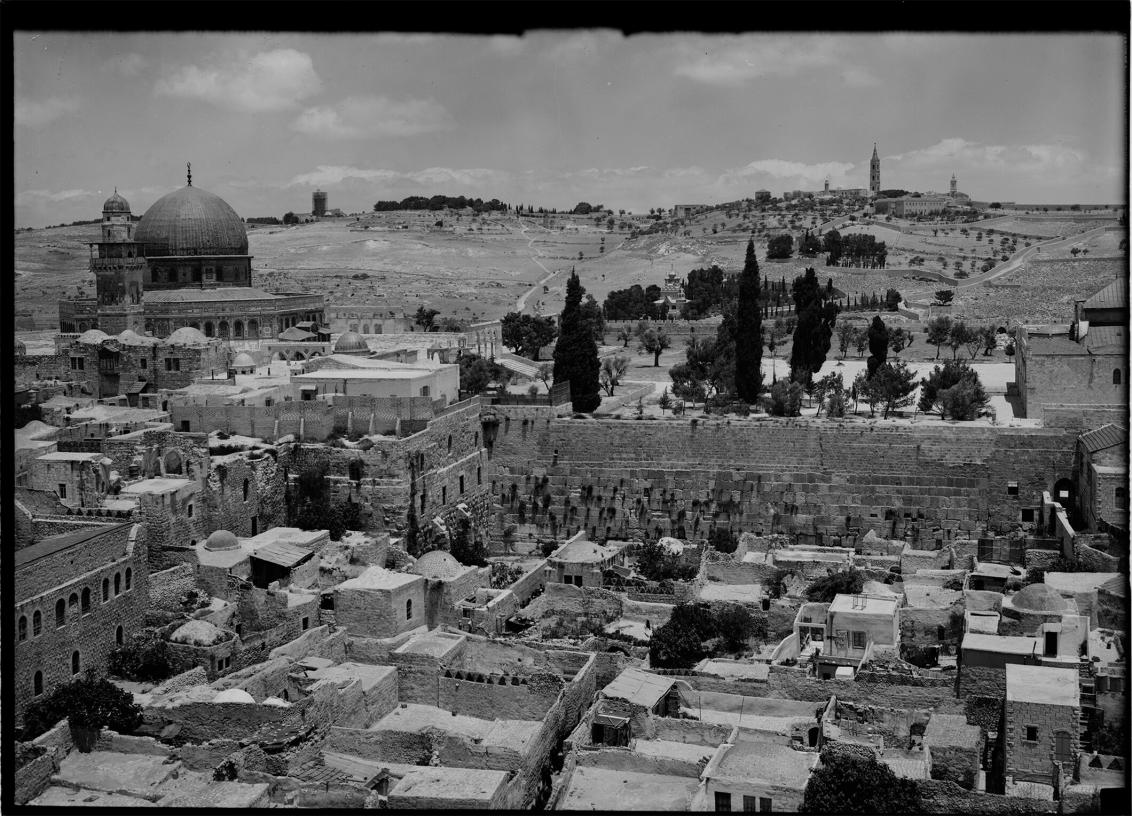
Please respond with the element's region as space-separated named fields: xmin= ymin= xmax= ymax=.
xmin=15 ymin=96 xmax=79 ymax=128
xmin=286 ymin=165 xmax=510 ymax=189
xmin=155 ymin=49 xmax=321 ymax=112
xmin=104 ymin=52 xmax=147 ymax=76
xmin=719 ymin=158 xmax=857 ymax=191
xmin=673 ymin=35 xmax=877 ymax=88
xmin=290 ymin=95 xmax=451 ymax=139
xmin=17 ymin=188 xmax=97 ymax=204
xmin=886 ymin=138 xmax=1087 ymax=173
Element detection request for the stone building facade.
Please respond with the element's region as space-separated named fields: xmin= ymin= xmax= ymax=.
xmin=14 ymin=522 xmax=148 ymax=724
xmin=1002 ymin=664 xmax=1080 ymax=790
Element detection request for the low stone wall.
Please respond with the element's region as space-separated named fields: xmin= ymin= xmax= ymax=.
xmin=916 ymin=779 xmax=1057 ymax=814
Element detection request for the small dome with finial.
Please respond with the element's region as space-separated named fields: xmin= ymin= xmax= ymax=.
xmin=103 ymin=188 xmax=131 ymax=214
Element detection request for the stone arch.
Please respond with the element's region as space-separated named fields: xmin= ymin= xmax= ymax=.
xmin=1053 ymin=477 xmax=1075 ymax=510
xmin=218 ymin=321 xmax=230 ymax=339
xmin=233 ymin=320 xmax=244 ymax=339
xmin=362 ymin=323 xmax=370 ymax=334
xmin=248 ymin=320 xmax=259 ymax=339
xmin=163 ymin=449 xmax=183 ymax=475
xmin=204 ymin=321 xmax=215 ymax=337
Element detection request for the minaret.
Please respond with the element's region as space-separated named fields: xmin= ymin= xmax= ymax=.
xmin=870 ymin=143 xmax=881 ymax=196
xmin=824 ymin=176 xmax=830 ymax=194
xmin=950 ymin=173 xmax=958 ymax=197
xmin=88 ymin=187 xmax=147 ymax=333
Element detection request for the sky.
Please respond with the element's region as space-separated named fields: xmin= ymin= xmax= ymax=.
xmin=13 ymin=31 xmax=1127 ymax=228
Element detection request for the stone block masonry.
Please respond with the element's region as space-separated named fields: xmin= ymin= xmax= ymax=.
xmin=489 ymin=416 xmax=1076 ymax=539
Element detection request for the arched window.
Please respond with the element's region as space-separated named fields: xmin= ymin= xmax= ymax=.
xmin=81 ymin=588 xmax=91 ymax=614
xmin=68 ymin=593 xmax=79 ymax=616
xmin=125 ymin=568 xmax=132 ymax=591
xmin=218 ymin=321 xmax=230 ymax=339
xmin=243 ymin=479 xmax=250 ymax=502
xmin=56 ymin=599 xmax=66 ymax=628
xmin=406 ymin=599 xmax=413 ymax=620
xmin=18 ymin=616 xmax=27 ymax=642
xmin=33 ymin=671 xmax=43 ymax=696
xmin=33 ymin=611 xmax=42 ymax=636
xmin=447 ymin=435 xmax=453 ymax=453
xmin=116 ymin=626 xmax=124 ymax=646
xmin=477 ymin=466 xmax=482 ymax=485
xmin=114 ymin=573 xmax=121 ymax=596
xmin=204 ymin=321 xmax=215 ymax=338
xmin=233 ymin=320 xmax=244 ymax=339
xmin=102 ymin=578 xmax=110 ymax=602
xmin=1114 ymin=368 xmax=1122 ymax=385
xmin=163 ymin=450 xmax=183 ymax=475
xmin=71 ymin=651 xmax=81 ymax=676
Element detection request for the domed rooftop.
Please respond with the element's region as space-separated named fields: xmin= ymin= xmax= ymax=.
xmin=166 ymin=326 xmax=210 ymax=346
xmin=1010 ymin=583 xmax=1068 ymax=612
xmin=117 ymin=329 xmax=160 ymax=346
xmin=135 ymin=184 xmax=248 ymax=257
xmin=657 ymin=536 xmax=685 ymax=555
xmin=102 ymin=189 xmax=131 ymax=214
xmin=204 ymin=529 xmax=240 ymax=551
xmin=169 ymin=619 xmax=224 ymax=646
xmin=213 ymin=688 xmax=255 ymax=704
xmin=334 ymin=331 xmax=369 ymax=355
xmin=76 ymin=329 xmax=110 ymax=345
xmin=413 ymin=550 xmax=466 ymax=580
xmin=232 ymin=352 xmax=256 ymax=368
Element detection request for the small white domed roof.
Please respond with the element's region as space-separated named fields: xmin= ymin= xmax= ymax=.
xmin=413 ymin=550 xmax=466 ymax=580
xmin=657 ymin=536 xmax=684 ymax=555
xmin=262 ymin=696 xmax=291 ymax=707
xmin=205 ymin=529 xmax=240 ymax=551
xmin=232 ymin=352 xmax=256 ymax=368
xmin=334 ymin=331 xmax=369 ymax=354
xmin=166 ymin=326 xmax=209 ymax=346
xmin=169 ymin=619 xmax=224 ymax=646
xmin=117 ymin=329 xmax=159 ymax=346
xmin=213 ymin=688 xmax=256 ymax=704
xmin=77 ymin=329 xmax=110 ymax=345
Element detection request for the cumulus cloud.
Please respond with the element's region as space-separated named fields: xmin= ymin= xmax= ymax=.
xmin=886 ymin=138 xmax=1088 ymax=173
xmin=15 ymin=96 xmax=79 ymax=128
xmin=673 ymin=35 xmax=878 ymax=88
xmin=290 ymin=95 xmax=451 ymax=139
xmin=154 ymin=49 xmax=321 ymax=112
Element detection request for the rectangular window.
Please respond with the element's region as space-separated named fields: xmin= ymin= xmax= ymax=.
xmin=1007 ymin=482 xmax=1019 ymax=496
xmin=164 ymin=358 xmax=180 ymax=372
xmin=58 ymin=483 xmax=67 ymax=499
xmin=715 ymin=792 xmax=732 ymax=812
xmin=187 ymin=503 xmax=194 ymax=518
xmin=743 ymin=796 xmax=759 ymax=812
xmin=1025 ymin=726 xmax=1038 ymax=741
xmin=71 ymin=357 xmax=85 ymax=371
xmin=759 ymin=798 xmax=772 ymax=813
xmin=139 ymin=357 xmax=147 ymax=369
xmin=442 ymin=486 xmax=447 ymax=505
xmin=1021 ymin=508 xmax=1035 ymax=522
xmin=851 ymin=631 xmax=866 ymax=649
xmin=301 ymin=617 xmax=309 ymax=631
xmin=180 ymin=420 xmax=191 ymax=432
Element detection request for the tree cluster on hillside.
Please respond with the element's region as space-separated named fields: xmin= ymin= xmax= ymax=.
xmin=855 ymin=360 xmax=917 ymax=418
xmin=649 ymin=603 xmax=760 ymax=668
xmin=840 ymin=290 xmax=900 ymax=313
xmin=553 ymin=271 xmax=601 ymax=412
xmin=681 ymin=266 xmax=737 ymax=320
xmin=828 ymin=233 xmax=887 ymax=268
xmin=501 ymin=312 xmax=558 ymax=360
xmin=373 ymin=195 xmax=506 ymax=212
xmin=604 ymin=284 xmax=663 ymax=320
xmin=634 ymin=539 xmax=698 ymax=583
xmin=767 ymin=234 xmax=794 ymax=259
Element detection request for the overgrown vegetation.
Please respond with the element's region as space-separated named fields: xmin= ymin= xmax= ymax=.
xmin=804 ymin=569 xmax=865 ymax=603
xmin=107 ymin=631 xmax=173 ymax=682
xmin=801 ymin=746 xmax=921 ymax=813
xmin=20 ymin=671 xmax=143 ymax=748
xmin=286 ymin=461 xmax=365 ymax=540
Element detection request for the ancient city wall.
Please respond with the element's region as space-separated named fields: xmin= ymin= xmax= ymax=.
xmin=489 ymin=416 xmax=1077 ymax=539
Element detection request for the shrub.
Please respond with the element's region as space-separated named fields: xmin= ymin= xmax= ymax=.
xmin=802 ymin=746 xmax=921 ymax=813
xmin=20 ymin=671 xmax=143 ymax=746
xmin=107 ymin=632 xmax=173 ymax=682
xmin=918 ymin=360 xmax=987 ymax=419
xmin=804 ymin=569 xmax=864 ymax=603
xmin=764 ymin=379 xmax=803 ymax=416
xmin=708 ymin=527 xmax=739 ymax=554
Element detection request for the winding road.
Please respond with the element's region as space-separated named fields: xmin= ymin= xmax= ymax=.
xmin=956 ymin=226 xmax=1108 ymax=290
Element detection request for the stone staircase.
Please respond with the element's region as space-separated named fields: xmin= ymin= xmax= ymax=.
xmin=1079 ymin=657 xmax=1096 ymax=752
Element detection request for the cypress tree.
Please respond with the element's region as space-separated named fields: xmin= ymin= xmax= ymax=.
xmin=553 ymin=269 xmax=601 ymax=412
xmin=788 ymin=267 xmax=839 ymax=387
xmin=866 ymin=314 xmax=890 ymax=379
xmin=734 ymin=239 xmax=763 ymax=402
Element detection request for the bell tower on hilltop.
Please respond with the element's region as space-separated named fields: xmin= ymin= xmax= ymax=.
xmin=870 ymin=143 xmax=881 ymax=196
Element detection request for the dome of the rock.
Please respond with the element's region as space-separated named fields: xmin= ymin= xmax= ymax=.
xmin=135 ymin=185 xmax=249 ymax=257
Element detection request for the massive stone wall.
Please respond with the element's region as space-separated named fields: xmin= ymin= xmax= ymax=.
xmin=489 ymin=417 xmax=1077 ymax=540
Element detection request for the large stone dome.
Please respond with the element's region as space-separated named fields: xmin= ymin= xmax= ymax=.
xmin=413 ymin=550 xmax=466 ymax=580
xmin=135 ymin=185 xmax=248 ymax=257
xmin=204 ymin=529 xmax=240 ymax=551
xmin=166 ymin=326 xmax=210 ymax=346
